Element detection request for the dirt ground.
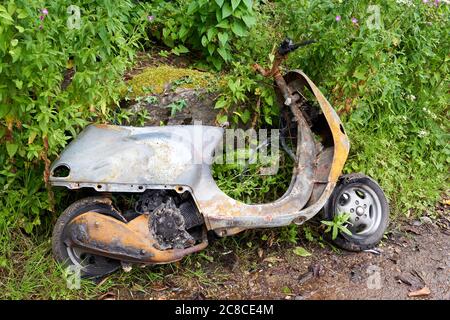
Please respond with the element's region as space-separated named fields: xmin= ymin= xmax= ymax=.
xmin=110 ymin=209 xmax=449 ymax=301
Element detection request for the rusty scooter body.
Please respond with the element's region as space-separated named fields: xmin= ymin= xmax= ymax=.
xmin=50 ymin=40 xmax=388 ymax=277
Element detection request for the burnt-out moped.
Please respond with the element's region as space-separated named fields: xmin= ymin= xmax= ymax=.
xmin=50 ymin=39 xmax=389 ymax=277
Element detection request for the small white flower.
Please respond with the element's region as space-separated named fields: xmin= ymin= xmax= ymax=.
xmin=422 ymin=107 xmax=438 ymax=119
xmin=418 ymin=129 xmax=428 ymax=138
xmin=408 ymin=94 xmax=416 ymax=101
xmin=396 ymin=0 xmax=415 ymax=6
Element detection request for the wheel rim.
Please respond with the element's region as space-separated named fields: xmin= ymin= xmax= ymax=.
xmin=61 ymin=205 xmax=121 ymax=277
xmin=66 ymin=245 xmax=119 ymax=276
xmin=335 ymin=183 xmax=383 ymax=239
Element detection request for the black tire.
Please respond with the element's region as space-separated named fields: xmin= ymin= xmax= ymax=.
xmin=322 ymin=173 xmax=389 ymax=251
xmin=52 ymin=197 xmax=124 ymax=279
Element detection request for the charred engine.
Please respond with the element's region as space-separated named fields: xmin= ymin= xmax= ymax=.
xmin=134 ymin=190 xmax=204 ymax=250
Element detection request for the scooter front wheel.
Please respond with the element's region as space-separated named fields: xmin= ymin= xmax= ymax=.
xmin=52 ymin=197 xmax=123 ymax=278
xmin=322 ymin=173 xmax=389 ymax=251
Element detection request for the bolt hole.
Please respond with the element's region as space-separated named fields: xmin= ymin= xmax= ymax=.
xmin=177 ymin=186 xmax=183 ymax=192
xmin=138 ymin=186 xmax=143 ymax=190
xmin=97 ymin=185 xmax=102 ymax=189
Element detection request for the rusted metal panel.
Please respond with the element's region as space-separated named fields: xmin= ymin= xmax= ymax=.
xmin=50 ymin=124 xmax=223 ymax=191
xmin=196 ymin=71 xmax=350 ymax=233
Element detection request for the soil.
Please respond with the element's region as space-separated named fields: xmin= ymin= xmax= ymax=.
xmin=110 ymin=212 xmax=449 ymax=300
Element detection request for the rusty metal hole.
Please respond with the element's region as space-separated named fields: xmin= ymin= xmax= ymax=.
xmin=176 ymin=186 xmax=184 ymax=193
xmin=52 ymin=164 xmax=70 ymax=178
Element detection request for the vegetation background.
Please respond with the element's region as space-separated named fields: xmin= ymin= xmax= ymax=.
xmin=0 ymin=0 xmax=448 ymax=298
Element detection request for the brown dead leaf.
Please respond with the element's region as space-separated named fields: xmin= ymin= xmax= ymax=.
xmin=403 ymin=225 xmax=421 ymax=235
xmin=257 ymin=248 xmax=264 ymax=258
xmin=98 ymin=291 xmax=116 ymax=300
xmin=408 ymin=287 xmax=431 ymax=297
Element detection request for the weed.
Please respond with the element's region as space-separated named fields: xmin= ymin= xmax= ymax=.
xmin=321 ymin=213 xmax=353 ymax=240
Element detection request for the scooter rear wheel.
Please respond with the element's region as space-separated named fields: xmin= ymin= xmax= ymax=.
xmin=322 ymin=173 xmax=389 ymax=251
xmin=52 ymin=197 xmax=123 ymax=279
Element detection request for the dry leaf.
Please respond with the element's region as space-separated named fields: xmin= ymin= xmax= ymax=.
xmin=98 ymin=292 xmax=116 ymax=300
xmin=408 ymin=287 xmax=431 ymax=297
xmin=257 ymin=248 xmax=264 ymax=258
xmin=263 ymin=256 xmax=283 ymax=263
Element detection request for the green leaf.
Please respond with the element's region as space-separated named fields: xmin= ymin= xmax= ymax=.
xmin=217 ymin=46 xmax=229 ymax=61
xmin=0 ymin=256 xmax=7 ymax=268
xmin=210 ymin=56 xmax=222 ymax=70
xmin=217 ymin=114 xmax=228 ymax=124
xmin=293 ymin=246 xmax=312 ymax=257
xmin=207 ymin=27 xmax=217 ymax=41
xmin=0 ymin=104 xmax=11 ymax=118
xmin=15 ymin=25 xmax=24 ymax=33
xmin=242 ymin=15 xmax=256 ymax=27
xmin=215 ymin=98 xmax=227 ymax=109
xmin=201 ymin=35 xmax=208 ymax=47
xmin=179 ymin=25 xmax=189 ymax=40
xmin=0 ymin=12 xmax=13 ymax=24
xmin=320 ymin=220 xmax=334 ymax=226
xmin=207 ymin=43 xmax=215 ymax=55
xmin=339 ymin=226 xmax=353 ymax=236
xmin=353 ymin=66 xmax=367 ymax=80
xmin=332 ymin=226 xmax=338 ymax=240
xmin=216 ymin=20 xmax=229 ymax=28
xmin=173 ymin=45 xmax=189 ymax=54
xmin=222 ymin=2 xmax=232 ymax=19
xmin=239 ymin=109 xmax=251 ymax=123
xmin=0 ymin=6 xmax=13 ymax=24
xmin=242 ymin=0 xmax=253 ymax=9
xmin=282 ymin=286 xmax=292 ymax=294
xmin=216 ymin=8 xmax=222 ymax=22
xmin=187 ymin=1 xmax=199 ymax=15
xmin=215 ymin=0 xmax=225 ymax=7
xmin=231 ymin=0 xmax=241 ymax=11
xmin=218 ymin=32 xmax=229 ymax=46
xmin=231 ymin=20 xmax=247 ymax=37
xmin=14 ymin=80 xmax=23 ymax=89
xmin=16 ymin=9 xmax=28 ymax=19
xmin=10 ymin=39 xmax=18 ymax=47
xmin=6 ymin=142 xmax=18 ymax=158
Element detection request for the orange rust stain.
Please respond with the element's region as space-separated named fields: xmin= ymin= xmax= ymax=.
xmin=70 ymin=212 xmax=206 ymax=263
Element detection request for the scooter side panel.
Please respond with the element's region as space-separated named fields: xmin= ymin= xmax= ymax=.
xmin=49 ymin=124 xmax=223 ymax=191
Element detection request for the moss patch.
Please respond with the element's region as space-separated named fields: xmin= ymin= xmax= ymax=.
xmin=126 ymin=65 xmax=215 ymax=97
